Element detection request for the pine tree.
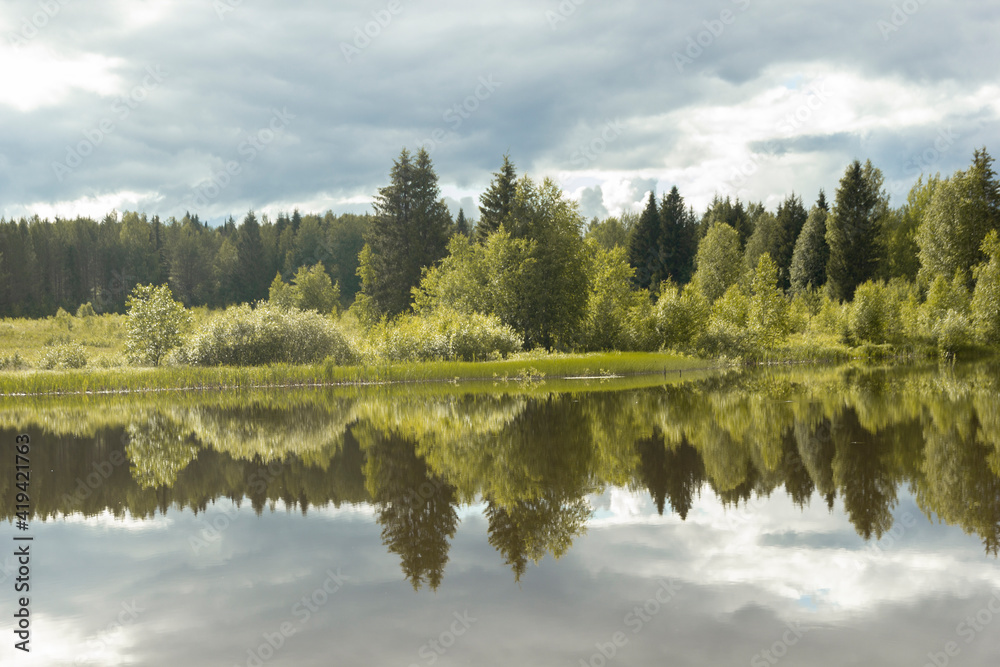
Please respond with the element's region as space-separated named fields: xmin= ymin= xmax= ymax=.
xmin=789 ymin=199 xmax=830 ymax=292
xmin=477 ymin=154 xmax=517 ymax=242
xmin=825 ymin=160 xmax=889 ymax=300
xmin=701 ymin=195 xmax=750 ymax=245
xmin=235 ymin=210 xmax=268 ymax=304
xmin=455 ymin=208 xmax=471 ymax=236
xmin=362 ymin=148 xmax=452 ymax=317
xmin=658 ymin=186 xmax=698 ymax=286
xmin=773 ymin=194 xmax=808 ymax=288
xmin=816 ymin=189 xmax=828 ymax=211
xmin=628 ymin=191 xmax=660 ymax=289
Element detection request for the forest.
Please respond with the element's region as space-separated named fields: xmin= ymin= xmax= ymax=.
xmin=1 ymin=146 xmax=998 ymax=368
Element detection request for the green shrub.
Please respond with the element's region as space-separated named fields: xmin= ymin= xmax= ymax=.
xmin=55 ymin=307 xmax=72 ymax=330
xmin=849 ymin=281 xmax=901 ymax=345
xmin=655 ymin=281 xmax=709 ymax=351
xmin=75 ymin=302 xmax=96 ymax=318
xmin=269 ymin=263 xmax=341 ymax=314
xmin=0 ymin=352 xmax=27 ymax=371
xmin=972 ymin=230 xmax=1000 ymax=345
xmin=936 ymin=310 xmax=971 ymax=359
xmin=38 ymin=343 xmax=88 ymax=369
xmin=364 ymin=309 xmax=521 ymax=362
xmin=747 ymin=254 xmax=790 ymax=351
xmin=181 ymin=303 xmax=358 ymax=366
xmin=619 ymin=295 xmax=660 ymax=352
xmin=813 ymin=293 xmax=849 ymax=341
xmin=700 ymin=284 xmax=755 ymax=357
xmin=125 ymin=284 xmax=192 ymax=366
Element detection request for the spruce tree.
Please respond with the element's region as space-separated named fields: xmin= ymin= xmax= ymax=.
xmin=628 ymin=191 xmax=660 ymax=289
xmin=477 ymin=154 xmax=517 ymax=242
xmin=825 ymin=160 xmax=888 ymax=300
xmin=362 ymin=148 xmax=452 ymax=317
xmin=773 ymin=194 xmax=808 ymax=288
xmin=701 ymin=195 xmax=750 ymax=245
xmin=789 ymin=200 xmax=830 ymax=292
xmin=455 ymin=208 xmax=471 ymax=236
xmin=658 ymin=186 xmax=697 ymax=285
xmin=235 ymin=210 xmax=267 ymax=303
xmin=816 ymin=189 xmax=828 ymax=211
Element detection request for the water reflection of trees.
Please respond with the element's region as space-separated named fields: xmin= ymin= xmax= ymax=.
xmin=1 ymin=362 xmax=999 ymax=588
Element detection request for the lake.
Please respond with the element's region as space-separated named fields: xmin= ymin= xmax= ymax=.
xmin=2 ymin=362 xmax=999 ymax=666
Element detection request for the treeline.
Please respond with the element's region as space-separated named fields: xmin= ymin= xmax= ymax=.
xmin=4 ymin=146 xmax=999 ymax=361
xmin=354 ymin=146 xmax=1000 ymax=358
xmin=0 ymin=209 xmax=370 ymax=317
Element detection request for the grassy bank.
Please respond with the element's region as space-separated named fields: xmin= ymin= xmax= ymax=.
xmin=0 ymin=351 xmax=712 ymax=397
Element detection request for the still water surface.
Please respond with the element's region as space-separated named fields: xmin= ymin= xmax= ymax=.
xmin=1 ymin=362 xmax=999 ymax=666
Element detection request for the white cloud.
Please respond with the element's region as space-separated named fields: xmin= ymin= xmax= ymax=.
xmin=0 ymin=44 xmax=122 ymax=112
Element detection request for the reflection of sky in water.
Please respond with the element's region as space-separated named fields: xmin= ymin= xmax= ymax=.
xmin=5 ymin=487 xmax=999 ymax=667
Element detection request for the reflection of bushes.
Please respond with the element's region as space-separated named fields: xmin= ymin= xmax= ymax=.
xmin=2 ymin=362 xmax=1000 ymax=556
xmin=126 ymin=412 xmax=200 ymax=489
xmin=175 ymin=402 xmax=354 ymax=463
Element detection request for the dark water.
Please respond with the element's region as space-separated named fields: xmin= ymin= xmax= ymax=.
xmin=2 ymin=363 xmax=999 ymax=666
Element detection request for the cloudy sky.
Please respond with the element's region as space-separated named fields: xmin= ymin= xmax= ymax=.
xmin=1 ymin=0 xmax=998 ymax=225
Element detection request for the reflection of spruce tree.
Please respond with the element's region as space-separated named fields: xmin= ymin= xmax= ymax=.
xmin=831 ymin=408 xmax=897 ymax=540
xmin=795 ymin=417 xmax=837 ymax=509
xmin=362 ymin=427 xmax=458 ymax=590
xmin=635 ymin=434 xmax=704 ymax=518
xmin=125 ymin=413 xmax=200 ymax=489
xmin=485 ymin=492 xmax=592 ymax=582
xmin=714 ymin=466 xmax=759 ymax=508
xmin=485 ymin=499 xmax=528 ymax=581
xmin=779 ymin=429 xmax=815 ymax=508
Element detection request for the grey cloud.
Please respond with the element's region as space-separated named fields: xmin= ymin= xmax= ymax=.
xmin=1 ymin=0 xmax=999 ymax=220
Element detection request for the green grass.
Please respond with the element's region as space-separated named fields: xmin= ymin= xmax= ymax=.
xmin=0 ymin=351 xmax=713 ymax=397
xmin=2 ymin=311 xmax=989 ymax=397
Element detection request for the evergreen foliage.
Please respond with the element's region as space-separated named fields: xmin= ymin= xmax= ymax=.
xmin=826 ymin=160 xmax=889 ymax=301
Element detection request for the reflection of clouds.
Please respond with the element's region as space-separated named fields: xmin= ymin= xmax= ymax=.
xmin=4 ymin=485 xmax=1000 ymax=667
xmin=581 ymin=487 xmax=1000 ymax=621
xmin=56 ymin=509 xmax=174 ymax=531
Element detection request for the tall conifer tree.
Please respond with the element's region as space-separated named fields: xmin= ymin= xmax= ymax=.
xmin=628 ymin=191 xmax=660 ymax=289
xmin=826 ymin=160 xmax=888 ymax=300
xmin=361 ymin=148 xmax=452 ymax=317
